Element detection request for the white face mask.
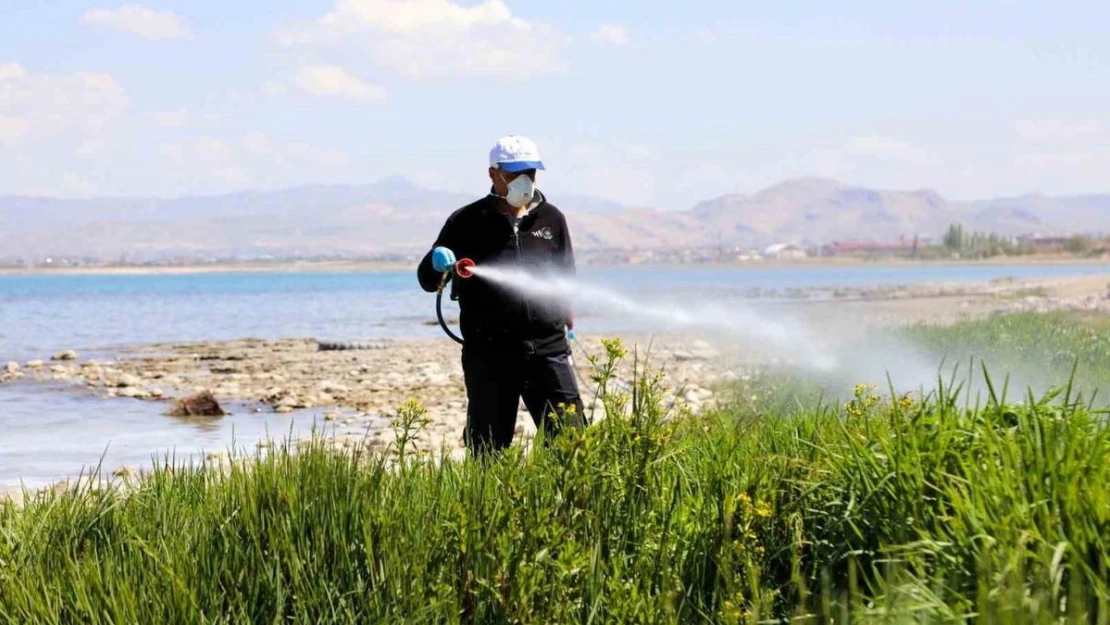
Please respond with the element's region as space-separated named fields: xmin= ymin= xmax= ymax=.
xmin=499 ymin=172 xmax=535 ymax=208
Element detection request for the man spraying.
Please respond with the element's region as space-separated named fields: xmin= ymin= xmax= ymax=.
xmin=417 ymin=136 xmax=587 ymax=455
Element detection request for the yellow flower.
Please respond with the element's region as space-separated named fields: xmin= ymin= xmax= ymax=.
xmin=753 ymin=500 xmax=773 ymax=518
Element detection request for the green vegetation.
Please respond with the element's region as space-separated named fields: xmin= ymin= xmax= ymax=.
xmin=941 ymin=223 xmax=1032 ymax=259
xmin=3 ymin=316 xmax=1110 ymax=623
xmin=906 ymin=312 xmax=1110 ymax=402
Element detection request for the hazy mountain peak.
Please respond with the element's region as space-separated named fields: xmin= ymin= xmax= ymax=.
xmin=1 ymin=177 xmax=1106 ymax=261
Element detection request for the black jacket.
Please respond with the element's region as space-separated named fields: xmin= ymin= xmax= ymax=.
xmin=417 ymin=190 xmax=575 ymax=357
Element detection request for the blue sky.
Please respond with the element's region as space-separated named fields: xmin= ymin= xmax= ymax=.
xmin=1 ymin=0 xmax=1108 ymax=209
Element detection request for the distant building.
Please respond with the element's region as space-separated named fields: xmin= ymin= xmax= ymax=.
xmin=1016 ymin=234 xmax=1071 ymax=253
xmin=763 ymin=243 xmax=807 ymax=259
xmin=820 ymin=237 xmax=918 ymax=257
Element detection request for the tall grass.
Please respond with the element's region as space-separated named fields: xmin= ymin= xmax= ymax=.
xmin=2 ymin=317 xmax=1109 ymax=623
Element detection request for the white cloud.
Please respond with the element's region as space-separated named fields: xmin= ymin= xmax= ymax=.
xmin=547 ymin=139 xmax=662 ymax=206
xmin=263 ymin=80 xmax=288 ymax=96
xmin=591 ymin=24 xmax=630 ymax=46
xmin=843 ymin=136 xmax=921 ymax=160
xmin=0 ymin=62 xmax=129 ymax=144
xmin=293 ymin=65 xmax=387 ymax=103
xmin=83 ymin=4 xmax=193 ymax=40
xmin=149 ymin=109 xmax=190 ymax=127
xmin=277 ymin=0 xmax=568 ymax=79
xmin=0 ymin=115 xmax=27 ymax=139
xmin=0 ymin=62 xmax=26 ymax=81
xmin=243 ymin=131 xmax=351 ymax=167
xmin=1015 ymin=151 xmax=1109 ymax=167
xmin=61 ymin=172 xmax=97 ymax=195
xmin=74 ymin=139 xmax=110 ymax=158
xmin=1015 ymin=119 xmax=1104 ymax=141
xmin=157 ymin=133 xmax=354 ymax=190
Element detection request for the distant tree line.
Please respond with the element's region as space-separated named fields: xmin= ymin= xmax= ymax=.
xmin=938 ymin=223 xmax=1106 ymax=259
xmin=939 ymin=223 xmax=1030 ymax=259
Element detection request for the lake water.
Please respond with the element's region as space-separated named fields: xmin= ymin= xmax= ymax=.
xmin=2 ymin=262 xmax=1108 ymax=491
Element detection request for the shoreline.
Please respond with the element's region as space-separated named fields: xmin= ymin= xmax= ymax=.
xmin=3 ymin=272 xmax=1109 ymax=505
xmin=1 ymin=255 xmax=1106 ymax=277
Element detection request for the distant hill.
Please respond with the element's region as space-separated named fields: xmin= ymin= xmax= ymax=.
xmin=1 ymin=177 xmax=1107 ymax=260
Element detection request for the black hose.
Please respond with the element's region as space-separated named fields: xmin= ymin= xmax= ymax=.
xmin=436 ymin=285 xmax=464 ymax=345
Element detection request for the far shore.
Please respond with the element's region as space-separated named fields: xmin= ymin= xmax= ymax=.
xmin=1 ymin=253 xmax=1107 ymax=277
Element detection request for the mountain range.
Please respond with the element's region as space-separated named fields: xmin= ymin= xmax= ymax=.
xmin=2 ymin=176 xmax=1107 ymax=260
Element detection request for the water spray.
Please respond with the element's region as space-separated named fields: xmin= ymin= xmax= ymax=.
xmin=431 ymin=261 xmax=948 ymax=400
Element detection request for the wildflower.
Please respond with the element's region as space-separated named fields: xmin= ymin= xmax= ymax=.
xmin=736 ymin=493 xmax=752 ymax=510
xmin=753 ymin=500 xmax=772 ymax=518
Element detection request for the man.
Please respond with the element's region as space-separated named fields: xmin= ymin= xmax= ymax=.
xmin=417 ymin=136 xmax=586 ymax=455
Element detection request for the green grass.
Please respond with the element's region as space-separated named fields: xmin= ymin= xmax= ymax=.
xmin=2 ymin=315 xmax=1110 ymax=623
xmin=905 ymin=312 xmax=1110 ymax=403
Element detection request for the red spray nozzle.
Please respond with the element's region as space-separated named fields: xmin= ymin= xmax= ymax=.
xmin=454 ymin=258 xmax=476 ymax=279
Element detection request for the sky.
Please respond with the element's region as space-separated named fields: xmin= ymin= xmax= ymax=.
xmin=1 ymin=0 xmax=1109 ymax=210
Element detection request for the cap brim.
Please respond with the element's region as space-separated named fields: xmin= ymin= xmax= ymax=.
xmin=496 ymin=161 xmax=544 ymax=173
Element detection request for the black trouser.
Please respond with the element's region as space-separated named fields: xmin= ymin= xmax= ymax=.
xmin=461 ymin=348 xmax=587 ymax=455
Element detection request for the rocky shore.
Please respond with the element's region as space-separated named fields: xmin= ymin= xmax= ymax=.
xmin=2 ymin=335 xmax=739 ymax=459
xmin=2 ymin=274 xmax=1107 ymax=477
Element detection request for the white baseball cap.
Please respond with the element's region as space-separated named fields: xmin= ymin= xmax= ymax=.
xmin=489 ymin=135 xmax=545 ymax=173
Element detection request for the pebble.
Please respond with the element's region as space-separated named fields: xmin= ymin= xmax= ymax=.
xmin=116 ymin=374 xmax=143 ymax=388
xmin=26 ymin=360 xmax=44 ymax=368
xmin=52 ymin=350 xmax=78 ymax=361
xmin=275 ymin=406 xmax=294 ymax=414
xmin=118 ymin=387 xmax=146 ymax=399
xmin=6 ymin=362 xmax=20 ymax=374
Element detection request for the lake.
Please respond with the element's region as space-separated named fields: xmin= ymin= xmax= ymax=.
xmin=2 ymin=262 xmax=1108 ymax=491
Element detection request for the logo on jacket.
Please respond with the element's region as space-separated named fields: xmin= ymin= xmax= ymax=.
xmin=531 ymin=226 xmax=554 ymax=240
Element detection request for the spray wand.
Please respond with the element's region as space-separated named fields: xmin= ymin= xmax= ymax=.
xmin=436 ymin=258 xmax=475 ymax=345
xmin=434 ymin=259 xmax=622 ymax=419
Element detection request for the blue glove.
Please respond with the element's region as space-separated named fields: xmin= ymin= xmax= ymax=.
xmin=431 ymin=246 xmax=456 ymax=273
xmin=566 ymin=328 xmax=576 ymax=341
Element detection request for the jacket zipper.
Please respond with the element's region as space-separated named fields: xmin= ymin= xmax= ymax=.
xmin=513 ymin=219 xmax=536 ymax=355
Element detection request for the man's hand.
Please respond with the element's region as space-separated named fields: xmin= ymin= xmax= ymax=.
xmin=431 ymin=247 xmax=457 ymax=273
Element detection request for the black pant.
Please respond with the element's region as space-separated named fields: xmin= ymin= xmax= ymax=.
xmin=461 ymin=348 xmax=587 ymax=455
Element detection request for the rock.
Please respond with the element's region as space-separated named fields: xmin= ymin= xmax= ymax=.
xmin=52 ymin=350 xmax=78 ymax=361
xmin=116 ymin=374 xmax=143 ymax=388
xmin=320 ymin=381 xmax=350 ymax=394
xmin=275 ymin=405 xmax=294 ymax=414
xmin=6 ymin=362 xmax=20 ymax=374
xmin=26 ymin=360 xmax=44 ymax=368
xmin=118 ymin=387 xmax=146 ymax=399
xmin=168 ymin=391 xmax=225 ymax=417
xmin=149 ymin=388 xmax=164 ymax=398
xmin=324 ymin=411 xmax=339 ymax=421
xmin=50 ymin=365 xmax=68 ymax=374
